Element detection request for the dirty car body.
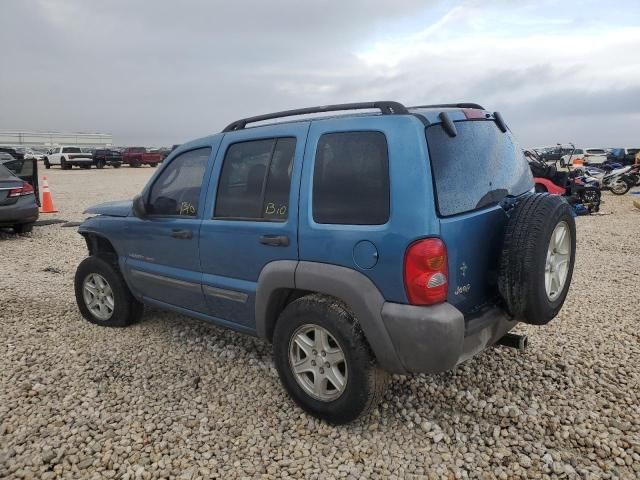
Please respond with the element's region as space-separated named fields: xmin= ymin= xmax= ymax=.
xmin=76 ymin=101 xmax=576 ymax=423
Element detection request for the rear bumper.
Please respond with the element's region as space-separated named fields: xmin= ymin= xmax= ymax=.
xmin=381 ymin=301 xmax=518 ymax=373
xmin=0 ymin=202 xmax=39 ymax=226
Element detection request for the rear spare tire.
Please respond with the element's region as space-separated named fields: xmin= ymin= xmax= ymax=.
xmin=498 ymin=193 xmax=576 ymax=325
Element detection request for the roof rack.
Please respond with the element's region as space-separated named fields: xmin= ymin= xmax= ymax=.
xmin=222 ymin=101 xmax=408 ymax=132
xmin=409 ymin=103 xmax=485 ymax=110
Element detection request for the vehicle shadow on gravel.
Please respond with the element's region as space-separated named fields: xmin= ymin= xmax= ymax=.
xmin=0 ymin=228 xmax=31 ymax=239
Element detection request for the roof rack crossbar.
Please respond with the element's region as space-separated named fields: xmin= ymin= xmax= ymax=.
xmin=222 ymin=101 xmax=408 ymax=132
xmin=409 ymin=103 xmax=485 ymax=110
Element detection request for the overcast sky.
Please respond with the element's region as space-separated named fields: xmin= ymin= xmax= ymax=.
xmin=1 ymin=0 xmax=639 ymax=147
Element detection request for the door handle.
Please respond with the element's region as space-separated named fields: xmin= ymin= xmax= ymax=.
xmin=259 ymin=235 xmax=289 ymax=247
xmin=170 ymin=228 xmax=193 ymax=240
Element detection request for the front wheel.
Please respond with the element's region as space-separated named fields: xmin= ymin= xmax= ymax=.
xmin=44 ymin=158 xmax=51 ymax=169
xmin=609 ymin=179 xmax=631 ymax=195
xmin=150 ymin=163 xmax=157 ymax=168
xmin=74 ymin=255 xmax=143 ymax=327
xmin=96 ymin=160 xmax=105 ymax=169
xmin=273 ymin=295 xmax=389 ymax=424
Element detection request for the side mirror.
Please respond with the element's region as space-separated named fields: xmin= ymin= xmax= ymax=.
xmin=132 ymin=194 xmax=148 ymax=218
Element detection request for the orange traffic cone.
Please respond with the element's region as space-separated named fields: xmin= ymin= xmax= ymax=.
xmin=40 ymin=176 xmax=58 ymax=213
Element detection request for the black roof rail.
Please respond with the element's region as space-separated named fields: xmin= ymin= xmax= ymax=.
xmin=222 ymin=101 xmax=408 ymax=132
xmin=409 ymin=102 xmax=485 ymax=110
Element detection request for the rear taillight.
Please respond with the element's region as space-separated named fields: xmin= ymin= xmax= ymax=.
xmin=404 ymin=238 xmax=448 ymax=305
xmin=8 ymin=181 xmax=34 ymax=198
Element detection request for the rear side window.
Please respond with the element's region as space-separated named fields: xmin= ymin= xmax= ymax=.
xmin=148 ymin=147 xmax=210 ymax=216
xmin=62 ymin=147 xmax=81 ymax=153
xmin=313 ymin=131 xmax=389 ymax=225
xmin=426 ymin=120 xmax=533 ymax=217
xmin=215 ymin=137 xmax=296 ymax=221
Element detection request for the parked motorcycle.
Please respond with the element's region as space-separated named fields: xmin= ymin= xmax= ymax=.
xmin=577 ymin=164 xmax=638 ymax=195
xmin=524 ymin=149 xmax=602 ymax=213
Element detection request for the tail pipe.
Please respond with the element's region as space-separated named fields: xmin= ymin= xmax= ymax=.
xmin=497 ymin=333 xmax=528 ymax=352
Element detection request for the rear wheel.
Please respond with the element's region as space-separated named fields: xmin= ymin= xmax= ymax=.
xmin=273 ymin=294 xmax=389 ymax=424
xmin=112 ymin=162 xmax=122 ymax=169
xmin=498 ymin=193 xmax=576 ymax=325
xmin=150 ymin=163 xmax=157 ymax=168
xmin=131 ymin=160 xmax=141 ymax=168
xmin=13 ymin=223 xmax=33 ymax=234
xmin=74 ymin=255 xmax=143 ymax=327
xmin=96 ymin=160 xmax=105 ymax=169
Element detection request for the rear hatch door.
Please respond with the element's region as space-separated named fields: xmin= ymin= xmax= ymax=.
xmin=0 ymin=164 xmax=24 ymax=206
xmin=425 ymin=118 xmax=533 ymax=316
xmin=0 ymin=158 xmax=39 ymax=206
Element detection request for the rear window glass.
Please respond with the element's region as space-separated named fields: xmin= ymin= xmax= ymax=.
xmin=0 ymin=164 xmax=15 ymax=180
xmin=426 ymin=120 xmax=533 ymax=217
xmin=2 ymin=159 xmax=33 ymax=177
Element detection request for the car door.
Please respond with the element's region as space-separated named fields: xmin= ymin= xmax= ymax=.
xmin=198 ymin=122 xmax=308 ymax=330
xmin=122 ymin=144 xmax=216 ymax=313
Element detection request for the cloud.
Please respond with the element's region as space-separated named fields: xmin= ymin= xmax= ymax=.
xmin=0 ymin=0 xmax=639 ymax=147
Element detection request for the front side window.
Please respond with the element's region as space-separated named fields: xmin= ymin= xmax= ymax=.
xmin=214 ymin=137 xmax=296 ymax=221
xmin=148 ymin=147 xmax=210 ymax=216
xmin=313 ymin=131 xmax=390 ymax=225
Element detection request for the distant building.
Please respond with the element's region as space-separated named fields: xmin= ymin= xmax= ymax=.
xmin=0 ymin=130 xmax=112 ymax=147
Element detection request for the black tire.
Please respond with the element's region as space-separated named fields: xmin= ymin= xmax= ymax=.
xmin=609 ymin=180 xmax=631 ymax=195
xmin=13 ymin=222 xmax=33 ymax=234
xmin=273 ymin=294 xmax=389 ymax=424
xmin=113 ymin=162 xmax=122 ymax=169
xmin=498 ymin=193 xmax=576 ymax=325
xmin=131 ymin=160 xmax=141 ymax=168
xmin=150 ymin=163 xmax=157 ymax=168
xmin=61 ymin=158 xmax=71 ymax=170
xmin=96 ymin=160 xmax=105 ymax=169
xmin=44 ymin=158 xmax=51 ymax=169
xmin=534 ymin=184 xmax=547 ymax=193
xmin=74 ymin=255 xmax=143 ymax=327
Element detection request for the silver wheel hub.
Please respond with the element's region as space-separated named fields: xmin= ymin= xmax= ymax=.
xmin=288 ymin=324 xmax=348 ymax=402
xmin=83 ymin=273 xmax=115 ymax=320
xmin=545 ymin=221 xmax=571 ymax=301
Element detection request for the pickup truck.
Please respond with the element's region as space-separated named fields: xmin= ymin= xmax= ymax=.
xmin=121 ymin=147 xmax=161 ymax=168
xmin=92 ymin=149 xmax=123 ymax=169
xmin=44 ymin=146 xmax=94 ymax=169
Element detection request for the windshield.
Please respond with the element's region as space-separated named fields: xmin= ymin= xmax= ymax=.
xmin=426 ymin=120 xmax=533 ymax=217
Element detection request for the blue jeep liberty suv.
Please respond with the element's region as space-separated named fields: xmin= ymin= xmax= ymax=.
xmin=75 ymin=102 xmax=576 ymax=423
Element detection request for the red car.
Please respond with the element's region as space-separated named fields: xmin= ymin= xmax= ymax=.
xmin=121 ymin=147 xmax=162 ymax=168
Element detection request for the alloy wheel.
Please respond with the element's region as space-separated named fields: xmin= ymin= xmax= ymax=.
xmin=545 ymin=221 xmax=571 ymax=301
xmin=83 ymin=273 xmax=115 ymax=320
xmin=288 ymin=324 xmax=348 ymax=402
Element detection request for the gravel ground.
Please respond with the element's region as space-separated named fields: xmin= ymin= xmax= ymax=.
xmin=1 ymin=166 xmax=639 ymax=479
